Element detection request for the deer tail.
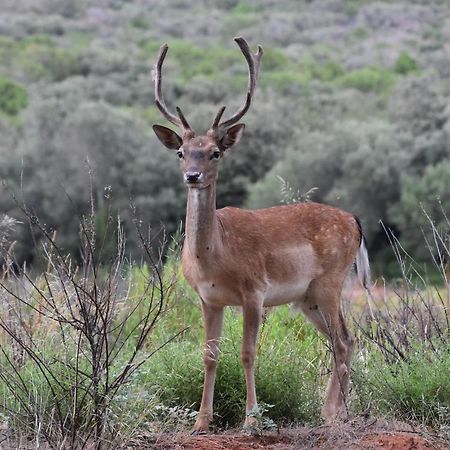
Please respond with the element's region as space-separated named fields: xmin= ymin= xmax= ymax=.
xmin=354 ymin=216 xmax=371 ymax=290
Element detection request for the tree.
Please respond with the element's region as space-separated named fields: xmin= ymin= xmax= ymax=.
xmin=246 ymin=120 xmax=414 ymax=251
xmin=391 ymin=161 xmax=450 ymax=261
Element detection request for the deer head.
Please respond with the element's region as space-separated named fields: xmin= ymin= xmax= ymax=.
xmin=152 ymin=37 xmax=263 ymax=189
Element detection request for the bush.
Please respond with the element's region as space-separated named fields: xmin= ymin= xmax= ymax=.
xmin=339 ymin=67 xmax=396 ymax=93
xmin=262 ymin=71 xmax=311 ymax=92
xmin=388 ymin=76 xmax=447 ymax=137
xmin=313 ymin=61 xmax=345 ymax=82
xmin=352 ymin=212 xmax=450 ymax=425
xmin=261 ymin=48 xmax=290 ymax=71
xmin=19 ymin=41 xmax=83 ymax=81
xmin=391 ymin=161 xmax=450 ymax=260
xmin=0 ymin=76 xmax=27 ymax=115
xmin=394 ymin=52 xmax=418 ymax=74
xmin=0 ymin=200 xmax=172 ymax=447
xmin=354 ymin=349 xmax=450 ymax=426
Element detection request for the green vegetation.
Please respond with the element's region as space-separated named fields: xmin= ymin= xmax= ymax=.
xmin=148 ymin=304 xmax=323 ymax=428
xmin=354 ymin=348 xmax=450 ymax=426
xmin=0 ymin=76 xmax=27 ymax=115
xmin=0 ymin=199 xmax=448 ymax=447
xmin=394 ymin=52 xmax=418 ymax=75
xmin=0 ymin=0 xmax=447 ymax=273
xmin=339 ymin=67 xmax=396 ymax=93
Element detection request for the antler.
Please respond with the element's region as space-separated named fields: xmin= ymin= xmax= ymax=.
xmin=210 ymin=37 xmax=263 ymax=133
xmin=152 ymin=43 xmax=193 ymax=134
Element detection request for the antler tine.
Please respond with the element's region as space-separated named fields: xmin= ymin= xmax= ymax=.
xmin=152 ymin=43 xmax=192 ymax=132
xmin=217 ymin=37 xmax=263 ymax=130
xmin=176 ymin=106 xmax=191 ymax=130
xmin=211 ymin=106 xmax=226 ymax=131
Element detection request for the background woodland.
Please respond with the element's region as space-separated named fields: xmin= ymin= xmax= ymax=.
xmin=0 ymin=0 xmax=449 ymax=275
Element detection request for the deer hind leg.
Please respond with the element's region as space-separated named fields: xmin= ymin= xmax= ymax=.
xmin=192 ymin=302 xmax=224 ymax=435
xmin=241 ymin=299 xmax=263 ymax=429
xmin=299 ymin=280 xmax=355 ymax=420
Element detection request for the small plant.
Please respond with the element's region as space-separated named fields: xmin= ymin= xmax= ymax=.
xmin=243 ymin=403 xmax=277 ymax=435
xmin=278 ymin=176 xmax=318 ymax=204
xmin=153 ymin=404 xmax=198 ymax=431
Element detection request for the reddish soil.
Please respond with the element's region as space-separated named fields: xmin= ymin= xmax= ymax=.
xmin=139 ymin=418 xmax=448 ymax=450
xmin=351 ymin=432 xmax=436 ymax=450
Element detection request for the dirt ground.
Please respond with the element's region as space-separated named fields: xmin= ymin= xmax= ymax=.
xmin=1 ymin=417 xmax=446 ymax=449
xmin=138 ymin=418 xmax=448 ymax=450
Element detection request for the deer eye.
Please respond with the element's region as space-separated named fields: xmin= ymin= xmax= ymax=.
xmin=176 ymin=150 xmax=183 ymax=159
xmin=211 ymin=151 xmax=221 ymax=160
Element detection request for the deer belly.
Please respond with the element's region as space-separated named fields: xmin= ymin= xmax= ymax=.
xmin=263 ymin=278 xmax=311 ymax=307
xmin=196 ymin=280 xmax=242 ymax=307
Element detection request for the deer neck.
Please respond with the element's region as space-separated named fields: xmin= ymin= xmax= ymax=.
xmin=185 ymin=184 xmax=221 ymax=259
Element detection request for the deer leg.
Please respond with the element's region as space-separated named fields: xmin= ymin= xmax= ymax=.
xmin=241 ymin=300 xmax=263 ymax=429
xmin=300 ymin=281 xmax=355 ymax=420
xmin=192 ymin=302 xmax=224 ymax=434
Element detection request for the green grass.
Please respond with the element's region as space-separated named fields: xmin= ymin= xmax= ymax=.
xmin=353 ymin=345 xmax=450 ymax=426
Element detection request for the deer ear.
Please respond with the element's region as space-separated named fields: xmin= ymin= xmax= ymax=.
xmin=219 ymin=123 xmax=245 ymax=150
xmin=153 ymin=124 xmax=183 ymax=150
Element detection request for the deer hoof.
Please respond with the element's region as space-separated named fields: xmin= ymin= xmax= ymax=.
xmin=321 ymin=404 xmax=348 ymax=422
xmin=191 ymin=416 xmax=210 ymax=435
xmin=242 ymin=415 xmax=261 ymax=436
xmin=190 ymin=429 xmax=208 ymax=436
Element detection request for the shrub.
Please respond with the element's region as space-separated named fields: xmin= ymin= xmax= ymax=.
xmin=354 ymin=349 xmax=450 ymax=426
xmin=262 ymin=71 xmax=311 ymax=92
xmin=313 ymin=61 xmax=345 ymax=82
xmin=20 ymin=44 xmax=82 ymax=82
xmin=0 ymin=76 xmax=27 ymax=115
xmin=261 ymin=48 xmax=290 ymax=71
xmin=394 ymin=51 xmax=418 ymax=74
xmin=352 ymin=212 xmax=450 ymax=425
xmin=387 ymin=76 xmax=447 ymax=136
xmin=339 ymin=67 xmax=396 ymax=93
xmin=0 ymin=197 xmax=173 ymax=448
xmin=390 ymin=161 xmax=450 ymax=261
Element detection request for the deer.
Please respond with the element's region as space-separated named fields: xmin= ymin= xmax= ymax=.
xmin=151 ymin=37 xmax=371 ymax=434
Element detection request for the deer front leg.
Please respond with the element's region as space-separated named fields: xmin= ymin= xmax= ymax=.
xmin=241 ymin=300 xmax=263 ymax=430
xmin=192 ymin=302 xmax=224 ymax=435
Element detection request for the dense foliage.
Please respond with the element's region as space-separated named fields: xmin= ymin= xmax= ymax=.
xmin=0 ymin=0 xmax=449 ymax=271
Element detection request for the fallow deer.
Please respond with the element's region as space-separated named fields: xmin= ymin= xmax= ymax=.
xmin=151 ymin=37 xmax=371 ymax=434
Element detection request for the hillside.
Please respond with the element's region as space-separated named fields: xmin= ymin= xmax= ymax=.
xmin=0 ymin=0 xmax=449 ymax=271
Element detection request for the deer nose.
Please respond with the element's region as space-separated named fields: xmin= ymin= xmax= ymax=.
xmin=185 ymin=172 xmax=202 ymax=183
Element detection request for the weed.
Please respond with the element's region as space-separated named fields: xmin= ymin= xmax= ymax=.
xmin=243 ymin=403 xmax=277 ymax=435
